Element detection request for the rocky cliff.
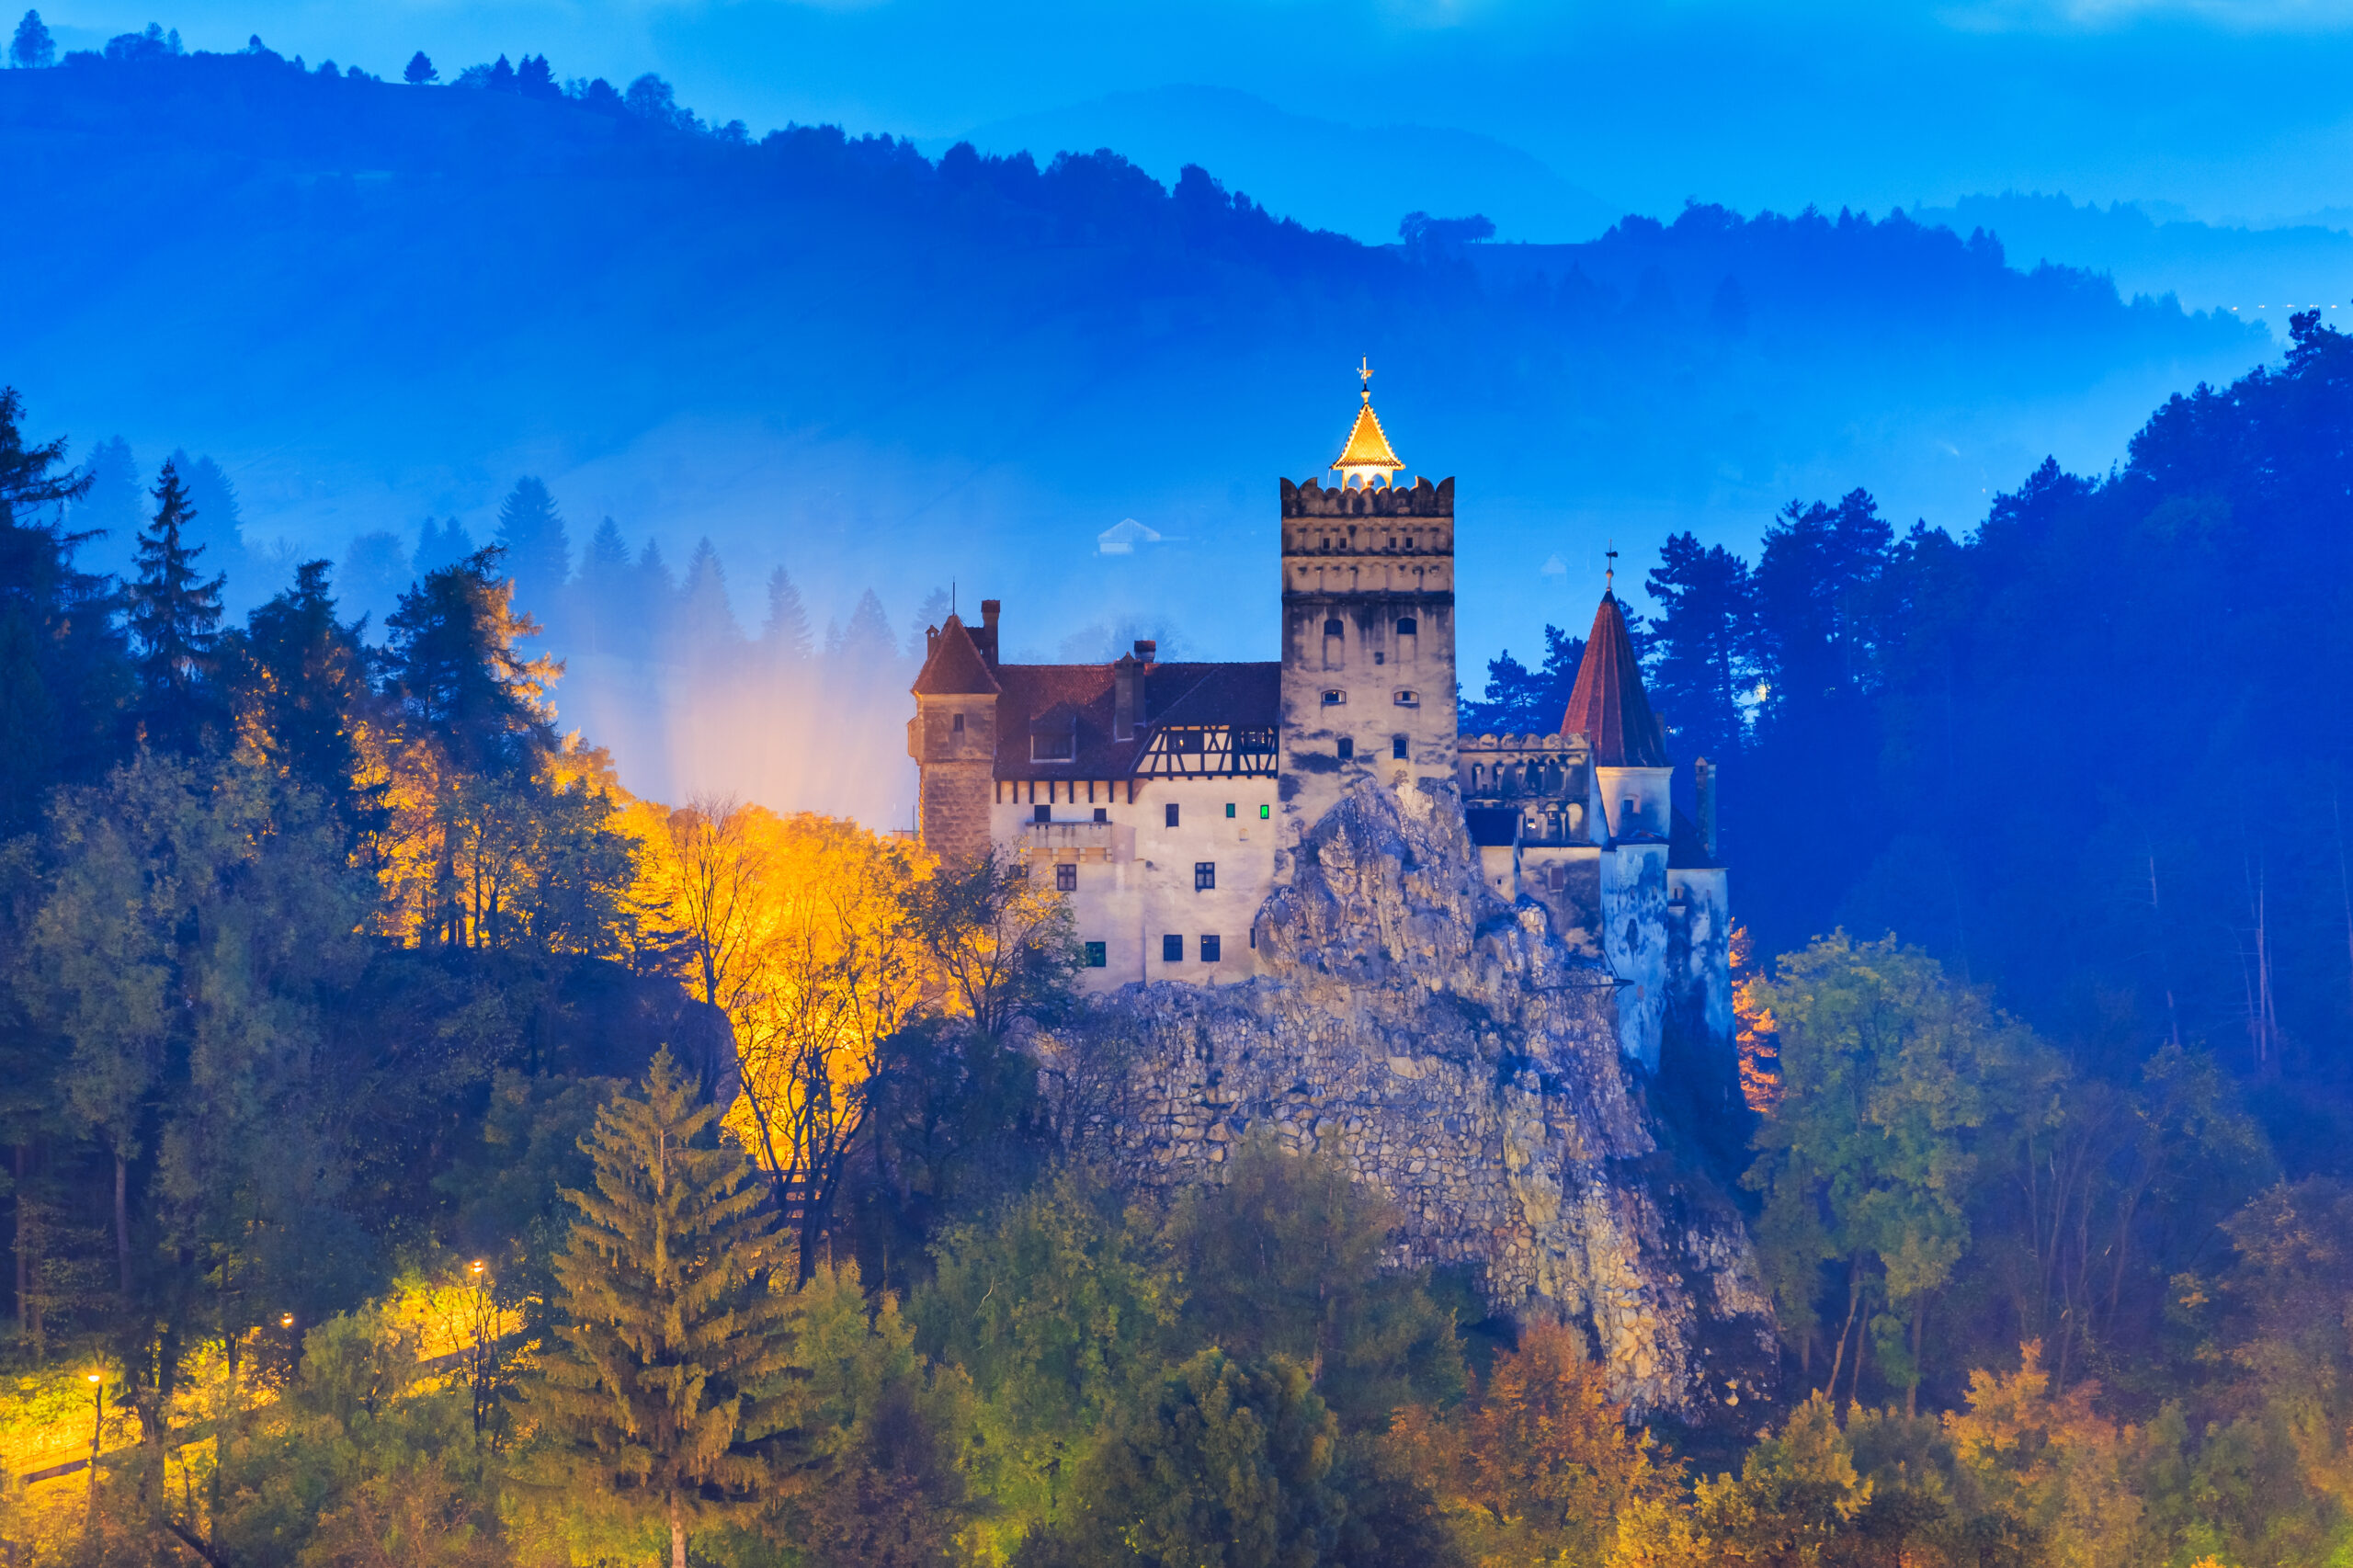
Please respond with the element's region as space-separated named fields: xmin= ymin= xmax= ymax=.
xmin=1030 ymin=777 xmax=1776 ymax=1426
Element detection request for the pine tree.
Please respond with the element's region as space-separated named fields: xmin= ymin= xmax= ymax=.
xmin=904 ymin=586 xmax=950 ymax=663
xmin=222 ymin=559 xmax=382 ymax=842
xmin=635 ymin=537 xmax=678 ymax=658
xmin=677 ymin=537 xmax=745 ymax=662
xmin=384 ymin=550 xmax=556 ymax=777
xmin=8 ymin=9 xmax=53 ymax=68
xmin=403 ymin=50 xmax=435 ymax=84
xmin=574 ymin=517 xmax=634 ymax=657
xmin=170 ymin=449 xmax=249 ymax=606
xmin=412 ymin=516 xmax=475 ymax=576
xmin=835 ymin=588 xmax=897 ymax=675
xmin=126 ymin=459 xmax=226 ymax=755
xmin=0 ymin=387 xmax=121 ymax=829
xmin=1644 ymin=531 xmax=1754 ymax=766
xmin=760 ymin=565 xmax=813 ymax=667
xmin=68 ymin=434 xmax=141 ymax=581
xmin=529 ymin=1050 xmax=801 ymax=1568
xmin=493 ymin=476 xmax=571 ymax=619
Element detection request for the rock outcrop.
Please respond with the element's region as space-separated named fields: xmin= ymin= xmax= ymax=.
xmin=1030 ymin=777 xmax=1776 ymax=1426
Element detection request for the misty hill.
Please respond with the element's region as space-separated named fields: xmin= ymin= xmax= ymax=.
xmin=0 ymin=42 xmax=2266 ymax=813
xmin=947 ymin=85 xmax=1620 ymax=245
xmin=1909 ymin=192 xmax=2353 ymax=320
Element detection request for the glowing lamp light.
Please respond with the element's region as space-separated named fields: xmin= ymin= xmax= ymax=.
xmin=85 ymin=1372 xmax=100 ymax=1384
xmin=280 ymin=1313 xmax=295 ymax=1329
xmin=470 ymin=1260 xmax=486 ymax=1276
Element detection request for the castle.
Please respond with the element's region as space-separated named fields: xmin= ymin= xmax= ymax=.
xmin=907 ymin=371 xmax=1733 ymax=1074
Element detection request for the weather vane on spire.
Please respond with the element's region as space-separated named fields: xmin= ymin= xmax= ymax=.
xmin=1606 ymin=541 xmax=1618 ymax=594
xmin=1357 ymin=357 xmax=1374 ymax=403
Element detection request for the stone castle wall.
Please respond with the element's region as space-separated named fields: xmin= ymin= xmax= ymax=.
xmin=1030 ymin=777 xmax=1777 ymax=1426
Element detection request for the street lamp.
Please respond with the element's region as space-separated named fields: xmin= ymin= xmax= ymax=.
xmin=85 ymin=1369 xmax=102 ymax=1522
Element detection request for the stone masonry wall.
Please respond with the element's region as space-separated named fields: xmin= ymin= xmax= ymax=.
xmin=1030 ymin=776 xmax=1777 ymax=1426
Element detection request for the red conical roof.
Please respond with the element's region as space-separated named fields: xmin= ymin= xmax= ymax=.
xmin=1561 ymin=591 xmax=1670 ymax=767
xmin=911 ymin=614 xmax=1001 ymax=697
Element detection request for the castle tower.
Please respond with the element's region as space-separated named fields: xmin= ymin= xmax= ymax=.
xmin=906 ymin=606 xmax=1002 ymax=866
xmin=1561 ymin=577 xmax=1675 ymax=1070
xmin=1276 ymin=366 xmax=1459 ymax=867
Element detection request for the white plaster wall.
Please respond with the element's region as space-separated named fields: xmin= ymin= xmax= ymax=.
xmin=993 ymin=778 xmax=1279 ymax=993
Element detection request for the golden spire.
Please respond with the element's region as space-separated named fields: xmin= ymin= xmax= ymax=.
xmin=1332 ymin=358 xmax=1404 ymax=487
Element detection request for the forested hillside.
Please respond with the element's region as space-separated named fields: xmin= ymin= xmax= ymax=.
xmin=0 ymin=37 xmax=2265 ymax=811
xmin=1476 ymin=310 xmax=2353 ymax=1162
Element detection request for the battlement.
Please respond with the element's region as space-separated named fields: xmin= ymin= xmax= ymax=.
xmin=1281 ymin=475 xmax=1453 ymax=518
xmin=1460 ymin=732 xmax=1593 ymax=755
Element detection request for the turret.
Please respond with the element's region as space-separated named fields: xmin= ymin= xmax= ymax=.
xmin=908 ymin=613 xmax=1001 ymax=865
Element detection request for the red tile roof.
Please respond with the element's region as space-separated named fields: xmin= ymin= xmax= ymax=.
xmin=910 ymin=615 xmax=1000 ymax=697
xmin=993 ymin=660 xmax=1280 ymax=780
xmin=1560 ymin=592 xmax=1670 ymax=767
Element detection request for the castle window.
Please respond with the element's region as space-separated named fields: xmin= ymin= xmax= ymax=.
xmin=1094 ymin=807 xmax=1108 ymax=823
xmin=1323 ymin=616 xmax=1345 ymax=671
xmin=1322 ymin=689 xmax=1346 ymax=706
xmin=952 ymin=712 xmax=964 ymax=733
xmin=1337 ymin=737 xmax=1355 ymax=761
xmin=1259 ymin=804 xmax=1270 ymax=819
xmin=1033 ymin=803 xmax=1050 ymax=824
xmin=1396 ymin=617 xmax=1417 ymax=635
xmin=1393 ymin=690 xmax=1419 ymax=707
xmin=1163 ymin=934 xmax=1184 ymax=962
xmin=1200 ymin=935 xmax=1222 ymax=962
xmin=1165 ymin=802 xmax=1180 ymax=828
xmin=1084 ymin=941 xmax=1107 ymax=968
xmin=1056 ymin=863 xmax=1078 ymax=892
xmin=1195 ymin=861 xmax=1216 ymax=891
xmin=1224 ymin=802 xmax=1235 ymax=818
xmin=1392 ymin=734 xmax=1408 ymax=760
xmin=1323 ymin=618 xmax=1345 ymax=636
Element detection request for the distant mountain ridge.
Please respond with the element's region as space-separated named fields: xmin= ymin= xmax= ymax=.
xmin=946 ymin=85 xmax=1620 ymax=245
xmin=0 ymin=45 xmax=2268 ymax=811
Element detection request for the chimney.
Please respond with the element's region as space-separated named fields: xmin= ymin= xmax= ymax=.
xmin=1113 ymin=653 xmax=1141 ymax=741
xmin=1696 ymin=756 xmax=1717 ymax=860
xmin=977 ymin=599 xmax=1002 ymax=667
xmin=1132 ymin=638 xmax=1156 ymax=664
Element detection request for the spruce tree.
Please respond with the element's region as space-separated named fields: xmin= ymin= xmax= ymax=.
xmin=760 ymin=565 xmax=812 ymax=667
xmin=677 ymin=537 xmax=745 ymax=661
xmin=222 ymin=559 xmax=382 ymax=842
xmin=574 ymin=517 xmax=634 ymax=657
xmin=494 ymin=475 xmax=570 ymax=616
xmin=384 ymin=549 xmax=556 ymax=777
xmin=0 ymin=387 xmax=121 ymax=830
xmin=125 ymin=458 xmax=226 ymax=756
xmin=529 ymin=1050 xmax=801 ymax=1568
xmin=1644 ymin=531 xmax=1755 ymax=766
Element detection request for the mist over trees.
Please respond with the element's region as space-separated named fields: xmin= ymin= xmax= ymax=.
xmin=0 ymin=33 xmax=2269 ymax=704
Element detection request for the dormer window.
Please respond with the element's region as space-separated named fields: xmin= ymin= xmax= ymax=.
xmin=1029 ymin=701 xmax=1079 ymax=763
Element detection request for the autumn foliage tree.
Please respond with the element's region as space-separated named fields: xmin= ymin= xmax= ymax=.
xmin=1389 ymin=1323 xmax=1671 ymax=1568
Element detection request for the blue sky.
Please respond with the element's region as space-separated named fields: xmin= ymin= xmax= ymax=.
xmin=36 ymin=0 xmax=2353 ymax=230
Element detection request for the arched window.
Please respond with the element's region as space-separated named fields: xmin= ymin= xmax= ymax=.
xmin=1395 ymin=617 xmax=1417 ymax=635
xmin=1324 ymin=618 xmax=1345 ymax=637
